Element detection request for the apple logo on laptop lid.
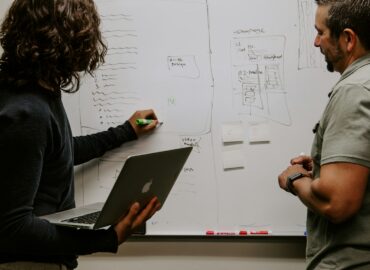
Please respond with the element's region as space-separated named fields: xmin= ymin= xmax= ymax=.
xmin=141 ymin=179 xmax=153 ymax=193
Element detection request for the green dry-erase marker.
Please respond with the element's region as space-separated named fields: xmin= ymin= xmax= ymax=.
xmin=136 ymin=119 xmax=153 ymax=125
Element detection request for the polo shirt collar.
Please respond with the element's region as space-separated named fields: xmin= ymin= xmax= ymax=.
xmin=328 ymin=53 xmax=370 ymax=98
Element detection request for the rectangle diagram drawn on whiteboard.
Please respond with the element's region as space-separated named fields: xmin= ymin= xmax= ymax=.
xmin=231 ymin=35 xmax=291 ymax=126
xmin=298 ymin=0 xmax=324 ymax=69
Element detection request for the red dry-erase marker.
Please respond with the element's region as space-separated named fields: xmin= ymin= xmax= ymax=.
xmin=239 ymin=230 xmax=248 ymax=236
xmin=206 ymin=230 xmax=215 ymax=235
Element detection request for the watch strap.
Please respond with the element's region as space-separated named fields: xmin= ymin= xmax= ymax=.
xmin=286 ymin=172 xmax=308 ymax=196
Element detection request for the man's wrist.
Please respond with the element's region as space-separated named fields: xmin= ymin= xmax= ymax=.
xmin=286 ymin=172 xmax=309 ymax=195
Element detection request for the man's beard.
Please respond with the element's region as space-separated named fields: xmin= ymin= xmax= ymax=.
xmin=323 ymin=43 xmax=344 ymax=73
xmin=326 ymin=60 xmax=334 ymax=72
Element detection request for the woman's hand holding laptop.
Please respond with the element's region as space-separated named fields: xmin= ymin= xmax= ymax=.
xmin=114 ymin=197 xmax=161 ymax=244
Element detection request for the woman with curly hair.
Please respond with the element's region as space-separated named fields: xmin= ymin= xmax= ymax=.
xmin=0 ymin=1 xmax=161 ymax=269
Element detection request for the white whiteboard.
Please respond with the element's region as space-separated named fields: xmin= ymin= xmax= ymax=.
xmin=57 ymin=0 xmax=338 ymax=236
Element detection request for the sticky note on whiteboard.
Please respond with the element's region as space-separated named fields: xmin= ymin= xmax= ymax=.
xmin=248 ymin=122 xmax=271 ymax=143
xmin=222 ymin=150 xmax=245 ymax=170
xmin=222 ymin=122 xmax=244 ymax=143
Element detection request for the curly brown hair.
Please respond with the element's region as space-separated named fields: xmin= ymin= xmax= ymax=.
xmin=0 ymin=0 xmax=107 ymax=93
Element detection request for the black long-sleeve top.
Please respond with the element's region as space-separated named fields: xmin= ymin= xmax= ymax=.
xmin=0 ymin=83 xmax=137 ymax=269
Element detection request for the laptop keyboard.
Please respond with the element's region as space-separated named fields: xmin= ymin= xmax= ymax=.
xmin=62 ymin=211 xmax=101 ymax=225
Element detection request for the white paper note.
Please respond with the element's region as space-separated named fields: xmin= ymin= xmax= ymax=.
xmin=248 ymin=122 xmax=271 ymax=143
xmin=222 ymin=122 xmax=244 ymax=143
xmin=222 ymin=150 xmax=245 ymax=170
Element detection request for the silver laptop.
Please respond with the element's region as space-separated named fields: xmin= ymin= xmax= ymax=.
xmin=41 ymin=146 xmax=192 ymax=230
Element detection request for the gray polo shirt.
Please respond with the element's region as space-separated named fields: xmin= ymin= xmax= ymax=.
xmin=307 ymin=54 xmax=370 ymax=270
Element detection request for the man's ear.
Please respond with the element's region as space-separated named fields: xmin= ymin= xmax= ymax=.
xmin=342 ymin=28 xmax=356 ymax=52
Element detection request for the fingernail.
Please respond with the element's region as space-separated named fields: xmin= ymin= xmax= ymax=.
xmin=133 ymin=202 xmax=140 ymax=212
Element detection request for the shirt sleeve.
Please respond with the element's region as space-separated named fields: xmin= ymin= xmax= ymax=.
xmin=321 ymin=83 xmax=370 ymax=168
xmin=73 ymin=121 xmax=137 ymax=165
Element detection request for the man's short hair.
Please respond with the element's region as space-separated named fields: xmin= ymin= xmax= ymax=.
xmin=315 ymin=0 xmax=370 ymax=51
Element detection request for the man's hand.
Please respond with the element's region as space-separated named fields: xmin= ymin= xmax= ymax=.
xmin=290 ymin=154 xmax=313 ymax=171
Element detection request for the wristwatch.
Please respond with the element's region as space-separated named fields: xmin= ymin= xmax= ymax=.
xmin=286 ymin=172 xmax=308 ymax=196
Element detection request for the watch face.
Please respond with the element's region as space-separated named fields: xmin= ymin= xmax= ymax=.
xmin=287 ymin=172 xmax=307 ymax=196
xmin=288 ymin=172 xmax=304 ymax=181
